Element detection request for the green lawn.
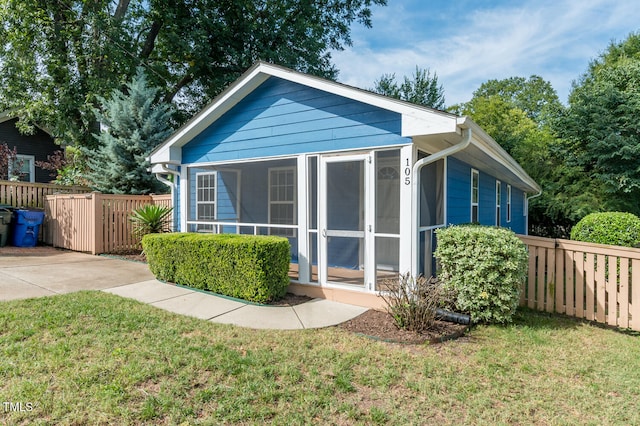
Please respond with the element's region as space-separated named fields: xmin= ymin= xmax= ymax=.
xmin=1 ymin=292 xmax=639 ymax=425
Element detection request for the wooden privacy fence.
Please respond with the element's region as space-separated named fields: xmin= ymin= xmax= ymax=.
xmin=0 ymin=180 xmax=90 ymax=208
xmin=44 ymin=193 xmax=172 ymax=254
xmin=519 ymin=235 xmax=640 ymax=331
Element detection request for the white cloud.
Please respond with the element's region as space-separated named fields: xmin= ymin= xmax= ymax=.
xmin=332 ymin=0 xmax=640 ymax=105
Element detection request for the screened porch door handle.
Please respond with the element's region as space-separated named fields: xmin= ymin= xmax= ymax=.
xmin=322 ymin=229 xmax=326 ymax=238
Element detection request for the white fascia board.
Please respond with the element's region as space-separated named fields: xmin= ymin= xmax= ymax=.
xmin=401 ymin=112 xmax=458 ymax=137
xmin=150 ymin=144 xmax=182 ymax=165
xmin=262 ymin=63 xmax=458 ymax=134
xmin=0 ymin=111 xmax=12 ymax=123
xmin=149 ymin=65 xmax=270 ymax=162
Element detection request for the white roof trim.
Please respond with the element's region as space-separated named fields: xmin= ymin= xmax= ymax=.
xmin=149 ymin=61 xmax=458 ymax=160
xmin=149 ymin=61 xmax=539 ymax=193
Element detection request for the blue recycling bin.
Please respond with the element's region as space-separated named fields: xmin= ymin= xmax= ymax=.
xmin=0 ymin=207 xmax=12 ymax=247
xmin=11 ymin=209 xmax=45 ymax=247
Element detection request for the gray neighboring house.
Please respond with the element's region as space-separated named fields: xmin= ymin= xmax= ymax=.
xmin=0 ymin=112 xmax=59 ymax=183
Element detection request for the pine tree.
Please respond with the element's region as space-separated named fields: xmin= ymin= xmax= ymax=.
xmin=86 ymin=68 xmax=173 ymax=194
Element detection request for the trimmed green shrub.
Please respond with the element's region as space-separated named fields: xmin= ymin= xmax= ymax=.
xmin=142 ymin=233 xmax=291 ymax=303
xmin=434 ymin=225 xmax=528 ymax=324
xmin=570 ymin=212 xmax=640 ymax=247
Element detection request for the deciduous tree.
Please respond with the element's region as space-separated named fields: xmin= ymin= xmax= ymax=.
xmin=0 ymin=0 xmax=387 ymax=149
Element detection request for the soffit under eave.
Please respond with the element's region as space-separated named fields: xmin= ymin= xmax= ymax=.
xmin=452 ymin=145 xmax=539 ymax=193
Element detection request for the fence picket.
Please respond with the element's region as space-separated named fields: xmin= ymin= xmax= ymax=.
xmin=631 ymin=259 xmax=640 ymax=330
xmin=555 ymin=247 xmax=564 ymax=314
xmin=595 ymin=254 xmax=606 ymax=323
xmin=565 ymin=250 xmax=575 ymax=316
xmin=619 ymin=258 xmax=630 ymax=328
xmin=607 ymin=256 xmax=618 ymax=326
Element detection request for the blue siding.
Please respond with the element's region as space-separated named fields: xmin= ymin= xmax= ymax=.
xmin=478 ymin=170 xmax=495 ymax=225
xmin=446 ymin=156 xmax=528 ymax=233
xmin=509 ymin=186 xmax=527 ymax=234
xmin=446 ymin=157 xmax=471 ymax=225
xmin=182 ymin=77 xmax=409 ymax=163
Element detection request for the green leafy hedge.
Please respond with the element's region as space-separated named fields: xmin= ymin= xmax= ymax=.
xmin=142 ymin=233 xmax=291 ymax=303
xmin=434 ymin=225 xmax=528 ymax=324
xmin=570 ymin=212 xmax=640 ymax=247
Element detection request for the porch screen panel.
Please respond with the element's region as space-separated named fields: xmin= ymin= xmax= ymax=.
xmin=374 ymin=150 xmax=401 ymax=290
xmin=326 ymin=160 xmax=364 ymax=271
xmin=419 ymin=159 xmax=445 ymax=227
xmin=327 ymin=161 xmax=364 ymax=232
xmin=308 ymin=156 xmax=318 ymax=283
xmin=375 ymin=150 xmax=400 ymax=234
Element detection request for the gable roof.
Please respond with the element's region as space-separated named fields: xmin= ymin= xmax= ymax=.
xmin=0 ymin=111 xmax=54 ymax=137
xmin=150 ymin=61 xmax=540 ymax=193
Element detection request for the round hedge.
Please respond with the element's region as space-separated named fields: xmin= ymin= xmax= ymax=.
xmin=570 ymin=212 xmax=640 ymax=247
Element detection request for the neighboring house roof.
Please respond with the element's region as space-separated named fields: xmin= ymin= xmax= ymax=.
xmin=0 ymin=111 xmax=54 ymax=137
xmin=150 ymin=61 xmax=540 ymax=193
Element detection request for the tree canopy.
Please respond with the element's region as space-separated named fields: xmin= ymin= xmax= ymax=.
xmin=0 ymin=0 xmax=387 ymax=148
xmin=555 ymin=32 xmax=640 ymax=215
xmin=372 ymin=66 xmax=445 ymax=109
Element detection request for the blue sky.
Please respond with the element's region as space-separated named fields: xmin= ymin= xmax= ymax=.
xmin=331 ymin=0 xmax=640 ymax=106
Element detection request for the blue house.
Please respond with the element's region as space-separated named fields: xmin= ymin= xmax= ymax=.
xmin=149 ymin=62 xmax=540 ymax=307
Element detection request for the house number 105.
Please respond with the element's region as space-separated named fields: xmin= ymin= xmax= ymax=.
xmin=404 ymin=158 xmax=411 ymax=185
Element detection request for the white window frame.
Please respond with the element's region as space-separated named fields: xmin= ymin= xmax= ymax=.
xmin=471 ymin=169 xmax=479 ymax=223
xmin=496 ymin=180 xmax=501 ymax=226
xmin=8 ymin=154 xmax=35 ymax=183
xmin=268 ymin=166 xmax=297 ymax=235
xmin=196 ymin=172 xmax=217 ymax=230
xmin=507 ymin=184 xmax=512 ymax=223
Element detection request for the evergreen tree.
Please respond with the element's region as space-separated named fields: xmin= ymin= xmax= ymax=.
xmin=86 ymin=68 xmax=172 ymax=194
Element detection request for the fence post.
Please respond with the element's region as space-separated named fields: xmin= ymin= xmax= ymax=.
xmin=92 ymin=193 xmax=103 ymax=255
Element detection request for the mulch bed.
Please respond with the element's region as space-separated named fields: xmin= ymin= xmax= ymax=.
xmin=338 ymin=309 xmax=470 ymax=344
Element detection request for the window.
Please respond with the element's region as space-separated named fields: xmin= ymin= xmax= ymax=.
xmin=496 ymin=180 xmax=501 ymax=226
xmin=471 ymin=169 xmax=479 ymax=223
xmin=269 ymin=167 xmax=296 ymax=236
xmin=8 ymin=154 xmax=35 ymax=183
xmin=507 ymin=184 xmax=512 ymax=223
xmin=196 ymin=172 xmax=216 ymax=231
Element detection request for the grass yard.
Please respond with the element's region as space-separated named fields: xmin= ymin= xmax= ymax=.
xmin=1 ymin=292 xmax=639 ymax=425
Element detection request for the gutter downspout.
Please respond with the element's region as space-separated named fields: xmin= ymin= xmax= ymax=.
xmin=154 ymin=163 xmax=180 ymax=231
xmin=524 ymin=189 xmax=543 ymax=235
xmin=411 ymin=127 xmax=472 ymax=278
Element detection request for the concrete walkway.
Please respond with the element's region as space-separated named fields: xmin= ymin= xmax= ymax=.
xmin=0 ymin=247 xmax=367 ymax=329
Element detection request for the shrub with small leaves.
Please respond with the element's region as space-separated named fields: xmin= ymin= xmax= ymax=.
xmin=435 ymin=225 xmax=528 ymax=324
xmin=379 ymin=273 xmax=448 ymax=332
xmin=570 ymin=212 xmax=640 ymax=247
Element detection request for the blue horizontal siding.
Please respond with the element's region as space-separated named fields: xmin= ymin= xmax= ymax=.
xmin=446 ymin=157 xmax=471 ymax=225
xmin=182 ymin=77 xmax=408 ymax=163
xmin=509 ymin=186 xmax=526 ymax=234
xmin=447 ymin=156 xmax=529 ymax=232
